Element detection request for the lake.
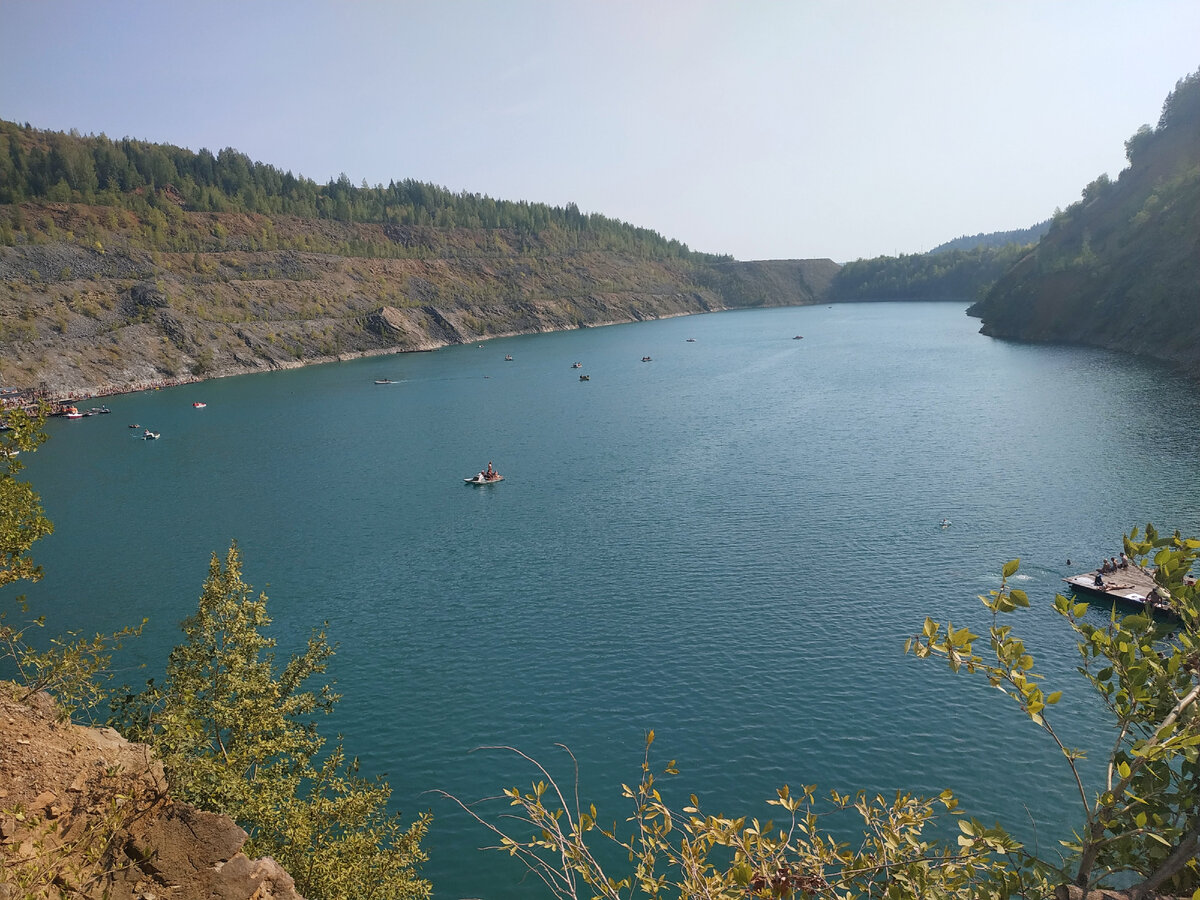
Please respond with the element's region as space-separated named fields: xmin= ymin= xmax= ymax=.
xmin=12 ymin=301 xmax=1200 ymax=898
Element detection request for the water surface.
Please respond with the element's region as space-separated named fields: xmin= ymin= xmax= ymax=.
xmin=15 ymin=302 xmax=1200 ymax=898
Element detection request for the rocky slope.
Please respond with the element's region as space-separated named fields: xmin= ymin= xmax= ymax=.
xmin=0 ymin=202 xmax=837 ymax=397
xmin=0 ymin=683 xmax=302 ymax=899
xmin=967 ymin=71 xmax=1200 ymax=377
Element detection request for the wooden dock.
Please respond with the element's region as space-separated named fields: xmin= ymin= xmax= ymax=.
xmin=1062 ymin=565 xmax=1176 ymax=617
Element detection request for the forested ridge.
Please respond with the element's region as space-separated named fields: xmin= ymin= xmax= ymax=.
xmin=0 ymin=120 xmax=711 ymax=261
xmin=0 ymin=121 xmax=836 ymax=394
xmin=968 ymin=70 xmax=1200 ymax=374
xmin=826 ymin=242 xmax=1037 ymax=303
xmin=929 ymin=221 xmax=1049 ymax=254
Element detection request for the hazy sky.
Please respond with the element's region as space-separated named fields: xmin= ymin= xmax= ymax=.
xmin=3 ymin=1 xmax=1198 ymax=262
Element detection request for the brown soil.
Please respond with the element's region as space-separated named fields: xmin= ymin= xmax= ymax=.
xmin=0 ymin=684 xmax=302 ymax=899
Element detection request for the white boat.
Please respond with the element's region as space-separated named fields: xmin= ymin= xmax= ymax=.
xmin=465 ymin=472 xmax=503 ymax=485
xmin=143 ymin=430 xmax=161 ymax=440
xmin=571 ymin=362 xmax=582 ymax=368
xmin=192 ymin=402 xmax=207 ymax=408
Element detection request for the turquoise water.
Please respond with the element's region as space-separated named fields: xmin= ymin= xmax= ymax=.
xmin=12 ymin=302 xmax=1200 ymax=897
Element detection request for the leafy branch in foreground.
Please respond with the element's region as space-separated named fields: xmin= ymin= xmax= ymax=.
xmin=908 ymin=525 xmax=1200 ymax=897
xmin=440 ymin=733 xmax=1042 ymax=900
xmin=1 ymin=405 xmax=142 ymax=717
xmin=110 ymin=542 xmax=430 ymax=900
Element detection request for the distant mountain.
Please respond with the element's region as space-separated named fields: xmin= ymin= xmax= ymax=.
xmin=0 ymin=121 xmax=835 ymax=394
xmin=968 ymin=70 xmax=1200 ymax=376
xmin=929 ymin=222 xmax=1049 ymax=254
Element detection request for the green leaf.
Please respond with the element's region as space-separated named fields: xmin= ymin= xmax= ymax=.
xmin=1002 ymin=559 xmax=1020 ymax=578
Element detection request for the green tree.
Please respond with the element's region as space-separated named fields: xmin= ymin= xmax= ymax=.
xmin=0 ymin=406 xmax=52 ymax=592
xmin=112 ymin=542 xmax=430 ymax=900
xmin=1 ymin=407 xmax=140 ymax=717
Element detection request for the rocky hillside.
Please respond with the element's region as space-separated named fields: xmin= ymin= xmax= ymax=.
xmin=0 ymin=201 xmax=836 ymax=396
xmin=0 ymin=122 xmax=838 ymax=396
xmin=968 ymin=70 xmax=1200 ymax=376
xmin=0 ymin=683 xmax=302 ymax=899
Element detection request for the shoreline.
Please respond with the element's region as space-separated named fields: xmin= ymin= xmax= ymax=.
xmin=2 ymin=307 xmax=723 ymax=414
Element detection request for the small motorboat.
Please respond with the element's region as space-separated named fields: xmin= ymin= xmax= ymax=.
xmin=939 ymin=518 xmax=952 ymax=528
xmin=579 ymin=374 xmax=590 ymax=381
xmin=465 ymin=471 xmax=503 ymax=485
xmin=793 ymin=335 xmax=804 ymax=340
xmin=193 ymin=402 xmax=207 ymax=408
xmin=142 ymin=430 xmax=161 ymax=440
xmin=129 ymin=423 xmax=140 ymax=428
xmin=504 ymin=355 xmax=513 ymax=361
xmin=374 ymin=379 xmax=394 ymax=385
xmin=466 ymin=462 xmax=503 ymax=485
xmin=62 ymin=406 xmax=83 ymax=419
xmin=686 ymin=338 xmax=696 ymax=342
xmin=641 ymin=356 xmax=652 ymax=362
xmin=571 ymin=362 xmax=583 ymax=368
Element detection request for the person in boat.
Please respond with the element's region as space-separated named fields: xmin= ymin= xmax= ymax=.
xmin=1119 ymin=552 xmax=1129 ymax=569
xmin=485 ymin=461 xmax=495 ymax=479
xmin=1093 ymin=571 xmax=1105 ymax=588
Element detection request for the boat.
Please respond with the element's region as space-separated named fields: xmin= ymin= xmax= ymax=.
xmin=571 ymin=362 xmax=582 ymax=368
xmin=89 ymin=406 xmax=110 ymax=414
xmin=463 ymin=472 xmax=501 ymax=487
xmin=142 ymin=430 xmax=161 ymax=440
xmin=641 ymin=356 xmax=652 ymax=362
xmin=505 ymin=355 xmax=513 ymax=361
xmin=374 ymin=379 xmax=394 ymax=385
xmin=62 ymin=406 xmax=83 ymax=419
xmin=939 ymin=518 xmax=952 ymax=528
xmin=1062 ymin=567 xmax=1180 ymax=618
xmin=466 ymin=462 xmax=503 ymax=485
xmin=686 ymin=338 xmax=696 ymax=342
xmin=793 ymin=335 xmax=804 ymax=340
xmin=465 ymin=472 xmax=504 ymax=484
xmin=579 ymin=374 xmax=590 ymax=381
xmin=128 ymin=423 xmax=140 ymax=428
xmin=192 ymin=402 xmax=207 ymax=408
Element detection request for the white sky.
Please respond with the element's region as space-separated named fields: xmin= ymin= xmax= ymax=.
xmin=2 ymin=1 xmax=1198 ymax=262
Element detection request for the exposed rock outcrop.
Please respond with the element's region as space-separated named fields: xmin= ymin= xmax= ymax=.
xmin=0 ymin=201 xmax=839 ymax=397
xmin=0 ymin=685 xmax=303 ymax=899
